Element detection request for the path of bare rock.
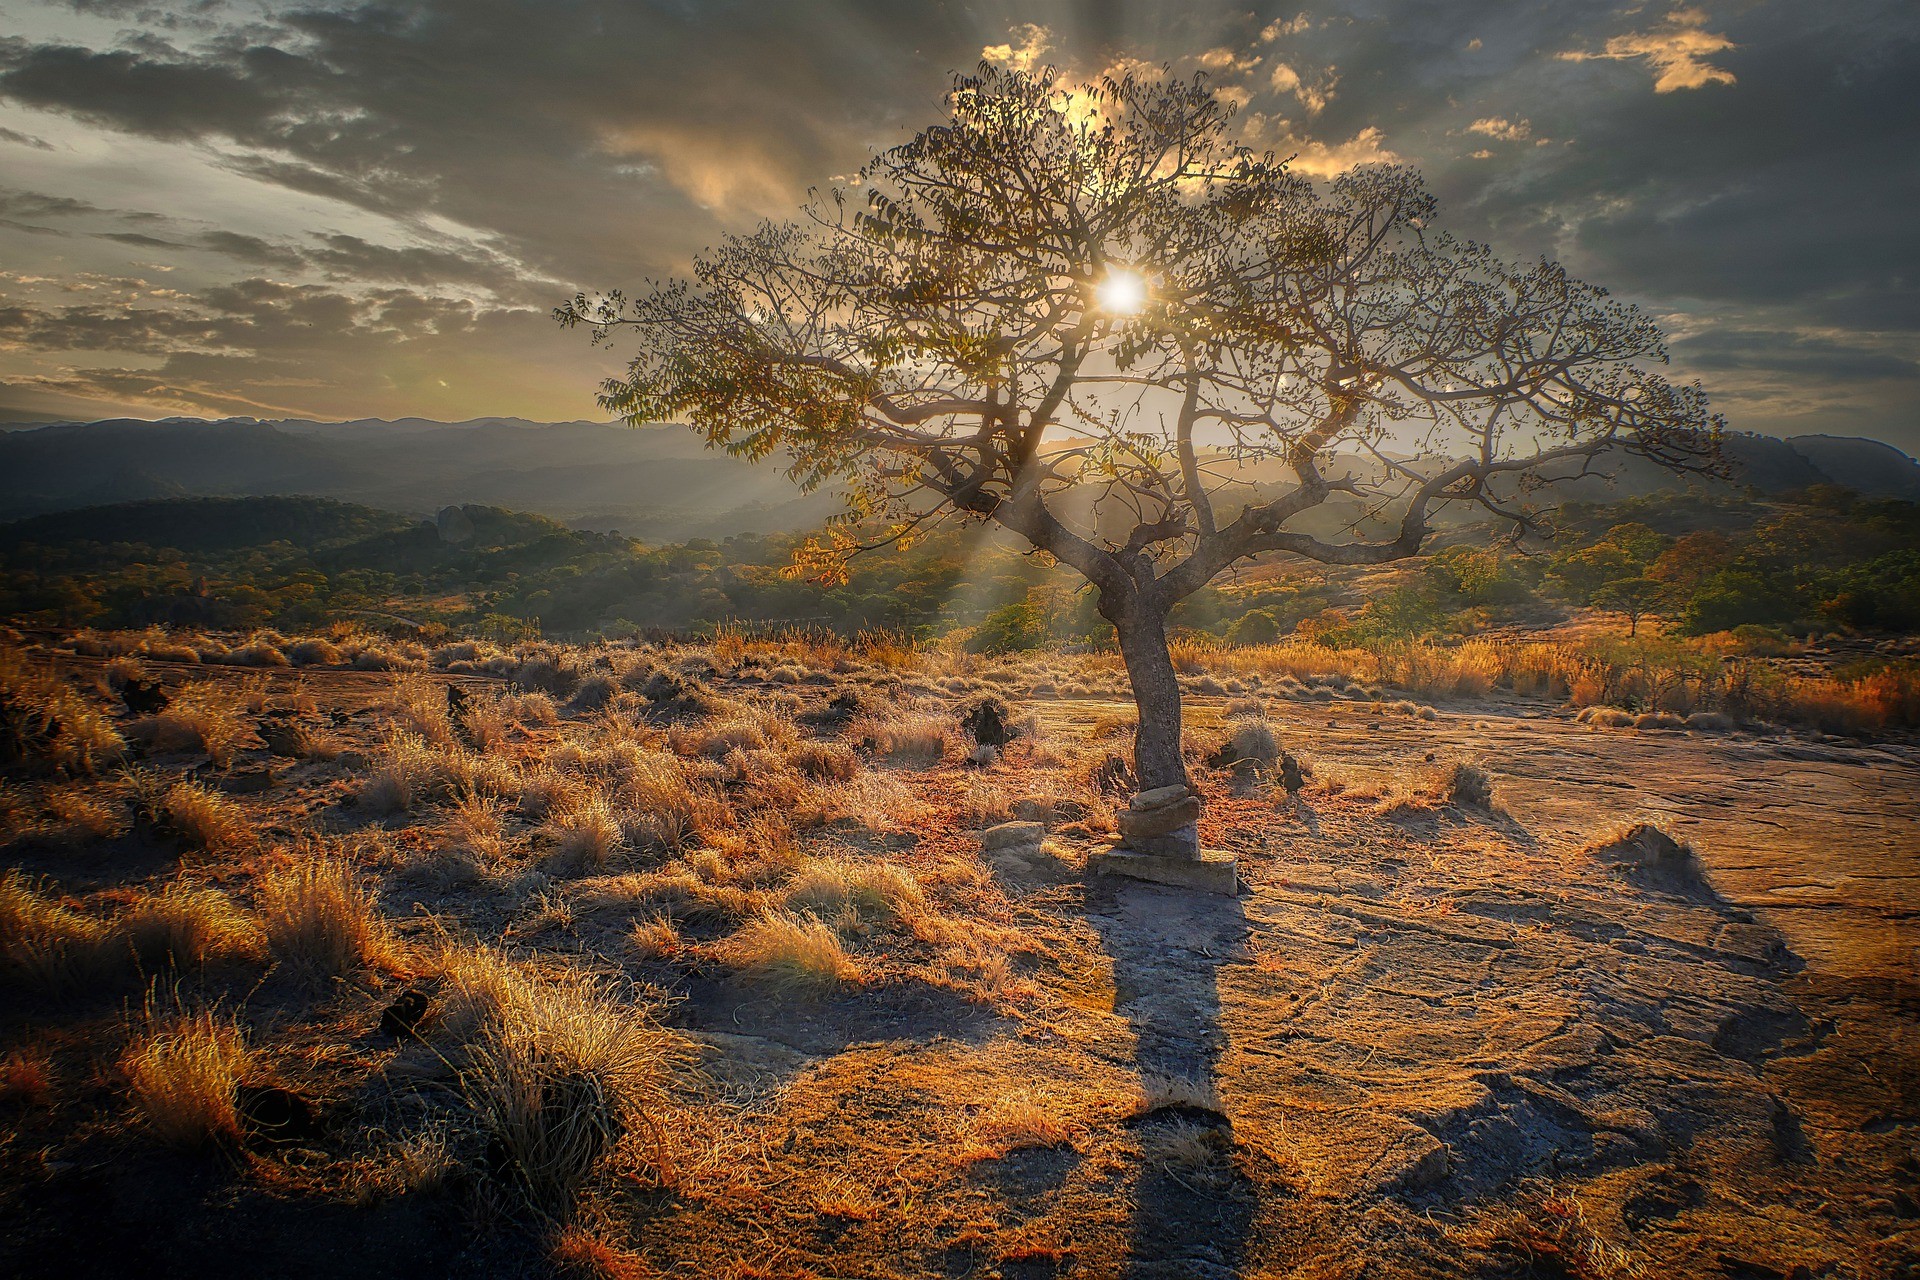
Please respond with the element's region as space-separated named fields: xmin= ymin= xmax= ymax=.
xmin=1034 ymin=694 xmax=1917 ymax=1276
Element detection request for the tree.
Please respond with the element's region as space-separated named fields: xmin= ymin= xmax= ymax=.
xmin=1591 ymin=574 xmax=1668 ymax=637
xmin=561 ymin=65 xmax=1718 ymax=796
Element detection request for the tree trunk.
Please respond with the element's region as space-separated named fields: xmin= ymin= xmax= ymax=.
xmin=1115 ymin=611 xmax=1187 ymax=791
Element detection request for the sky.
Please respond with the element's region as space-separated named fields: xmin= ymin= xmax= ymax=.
xmin=0 ymin=1 xmax=1914 ymax=451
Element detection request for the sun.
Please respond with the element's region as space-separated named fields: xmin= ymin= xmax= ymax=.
xmin=1095 ymin=267 xmax=1147 ymax=316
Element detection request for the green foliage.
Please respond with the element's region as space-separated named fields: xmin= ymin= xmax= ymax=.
xmin=1225 ymin=609 xmax=1282 ymax=646
xmin=966 ymin=601 xmax=1048 ymax=654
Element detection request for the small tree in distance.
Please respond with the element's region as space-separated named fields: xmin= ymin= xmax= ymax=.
xmin=560 ymin=65 xmax=1719 ymax=797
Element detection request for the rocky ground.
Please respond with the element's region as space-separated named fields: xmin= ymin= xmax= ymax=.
xmin=1 ymin=641 xmax=1914 ymax=1279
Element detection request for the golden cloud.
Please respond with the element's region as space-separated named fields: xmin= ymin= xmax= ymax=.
xmin=1269 ymin=61 xmax=1338 ymax=115
xmin=982 ymin=23 xmax=1052 ymax=73
xmin=1559 ymin=6 xmax=1737 ymax=93
xmin=1467 ymin=116 xmax=1532 ymax=142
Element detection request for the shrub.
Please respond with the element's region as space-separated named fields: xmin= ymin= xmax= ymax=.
xmin=1225 ymin=609 xmax=1283 ymax=647
xmin=967 ymin=601 xmax=1048 ymax=654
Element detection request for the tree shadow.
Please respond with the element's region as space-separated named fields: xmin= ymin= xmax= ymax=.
xmin=1087 ymin=879 xmax=1258 ymax=1278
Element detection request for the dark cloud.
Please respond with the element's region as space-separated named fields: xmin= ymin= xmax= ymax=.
xmin=1671 ymin=329 xmax=1920 ymax=383
xmin=0 ymin=125 xmax=53 ymax=148
xmin=0 ymin=42 xmax=288 ymax=142
xmin=99 ymin=230 xmax=191 ymax=249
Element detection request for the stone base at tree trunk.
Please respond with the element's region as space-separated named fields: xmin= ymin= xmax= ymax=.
xmin=1088 ymin=784 xmax=1237 ymax=893
xmin=1087 ymin=845 xmax=1238 ymax=894
xmin=1090 ymin=786 xmax=1236 ymax=898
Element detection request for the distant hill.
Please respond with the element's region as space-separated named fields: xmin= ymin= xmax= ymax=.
xmin=1782 ymin=435 xmax=1920 ymax=499
xmin=0 ymin=416 xmax=839 ymax=541
xmin=2 ymin=416 xmax=1915 ymax=539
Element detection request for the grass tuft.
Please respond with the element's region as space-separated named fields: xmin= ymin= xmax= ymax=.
xmin=120 ymin=995 xmax=250 ymax=1148
xmin=259 ymin=853 xmax=390 ymax=981
xmin=161 ymin=780 xmax=251 ymax=853
xmin=715 ymin=912 xmax=862 ymax=992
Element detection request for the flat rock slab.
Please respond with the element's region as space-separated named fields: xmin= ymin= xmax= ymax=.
xmin=1088 ymin=846 xmax=1238 ymax=894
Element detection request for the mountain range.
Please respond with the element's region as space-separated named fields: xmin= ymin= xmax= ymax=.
xmin=2 ymin=416 xmax=1915 ymax=541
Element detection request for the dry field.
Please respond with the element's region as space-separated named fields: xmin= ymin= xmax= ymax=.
xmin=1 ymin=628 xmax=1915 ymax=1279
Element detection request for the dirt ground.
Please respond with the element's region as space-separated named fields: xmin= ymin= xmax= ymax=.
xmin=2 ymin=650 xmax=1915 ymax=1279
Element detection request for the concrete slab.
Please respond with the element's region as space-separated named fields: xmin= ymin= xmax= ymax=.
xmin=1087 ymin=846 xmax=1238 ymax=894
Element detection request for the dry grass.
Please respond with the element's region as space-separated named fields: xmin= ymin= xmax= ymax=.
xmin=46 ymin=787 xmax=129 ymax=841
xmin=128 ymin=679 xmax=251 ymax=766
xmin=120 ymin=995 xmax=251 ymax=1149
xmin=226 ymin=640 xmax=291 ymax=668
xmin=669 ymin=704 xmax=796 ymax=759
xmin=258 ymin=853 xmax=390 ymax=981
xmin=1426 ymin=757 xmax=1495 ymax=808
xmin=786 ymin=738 xmax=858 ymax=781
xmin=612 ymin=751 xmax=718 ymax=852
xmin=437 ymin=793 xmax=515 ymax=879
xmin=0 ymin=648 xmax=127 ymax=774
xmin=445 ymin=951 xmax=687 ymax=1212
xmin=0 ymin=869 xmax=116 ymax=990
xmin=381 ymin=673 xmax=458 ymax=747
xmin=781 ymin=856 xmax=924 ymax=925
xmin=572 ymin=869 xmax=759 ymax=928
xmin=543 ymin=792 xmax=625 ymax=871
xmin=161 ymin=780 xmax=251 ymax=853
xmin=714 ymin=913 xmax=862 ymax=992
xmin=1191 ymin=634 xmax=1919 ymax=735
xmin=959 ymin=1091 xmax=1076 ymax=1162
xmin=848 ymin=710 xmax=954 ymax=765
xmin=1452 ymin=1190 xmax=1645 ymax=1280
xmin=0 ymin=1049 xmax=54 ymax=1108
xmin=628 ymin=916 xmax=681 ymax=961
xmin=359 ymin=729 xmax=452 ymax=813
xmin=287 ymin=637 xmax=344 ymax=666
xmin=120 ymin=881 xmax=261 ymax=971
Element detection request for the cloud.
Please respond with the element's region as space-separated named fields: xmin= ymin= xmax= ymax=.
xmin=1251 ymin=123 xmax=1397 ymax=176
xmin=1268 ymin=61 xmax=1338 ymax=115
xmin=0 ymin=125 xmax=53 ymax=149
xmin=1261 ymin=15 xmax=1311 ymax=42
xmin=0 ymin=275 xmax=602 ymax=421
xmin=982 ymin=23 xmax=1052 ymax=72
xmin=1559 ymin=7 xmax=1738 ymax=93
xmin=1467 ymin=116 xmax=1531 ymax=142
xmin=1198 ymin=47 xmax=1261 ymax=74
